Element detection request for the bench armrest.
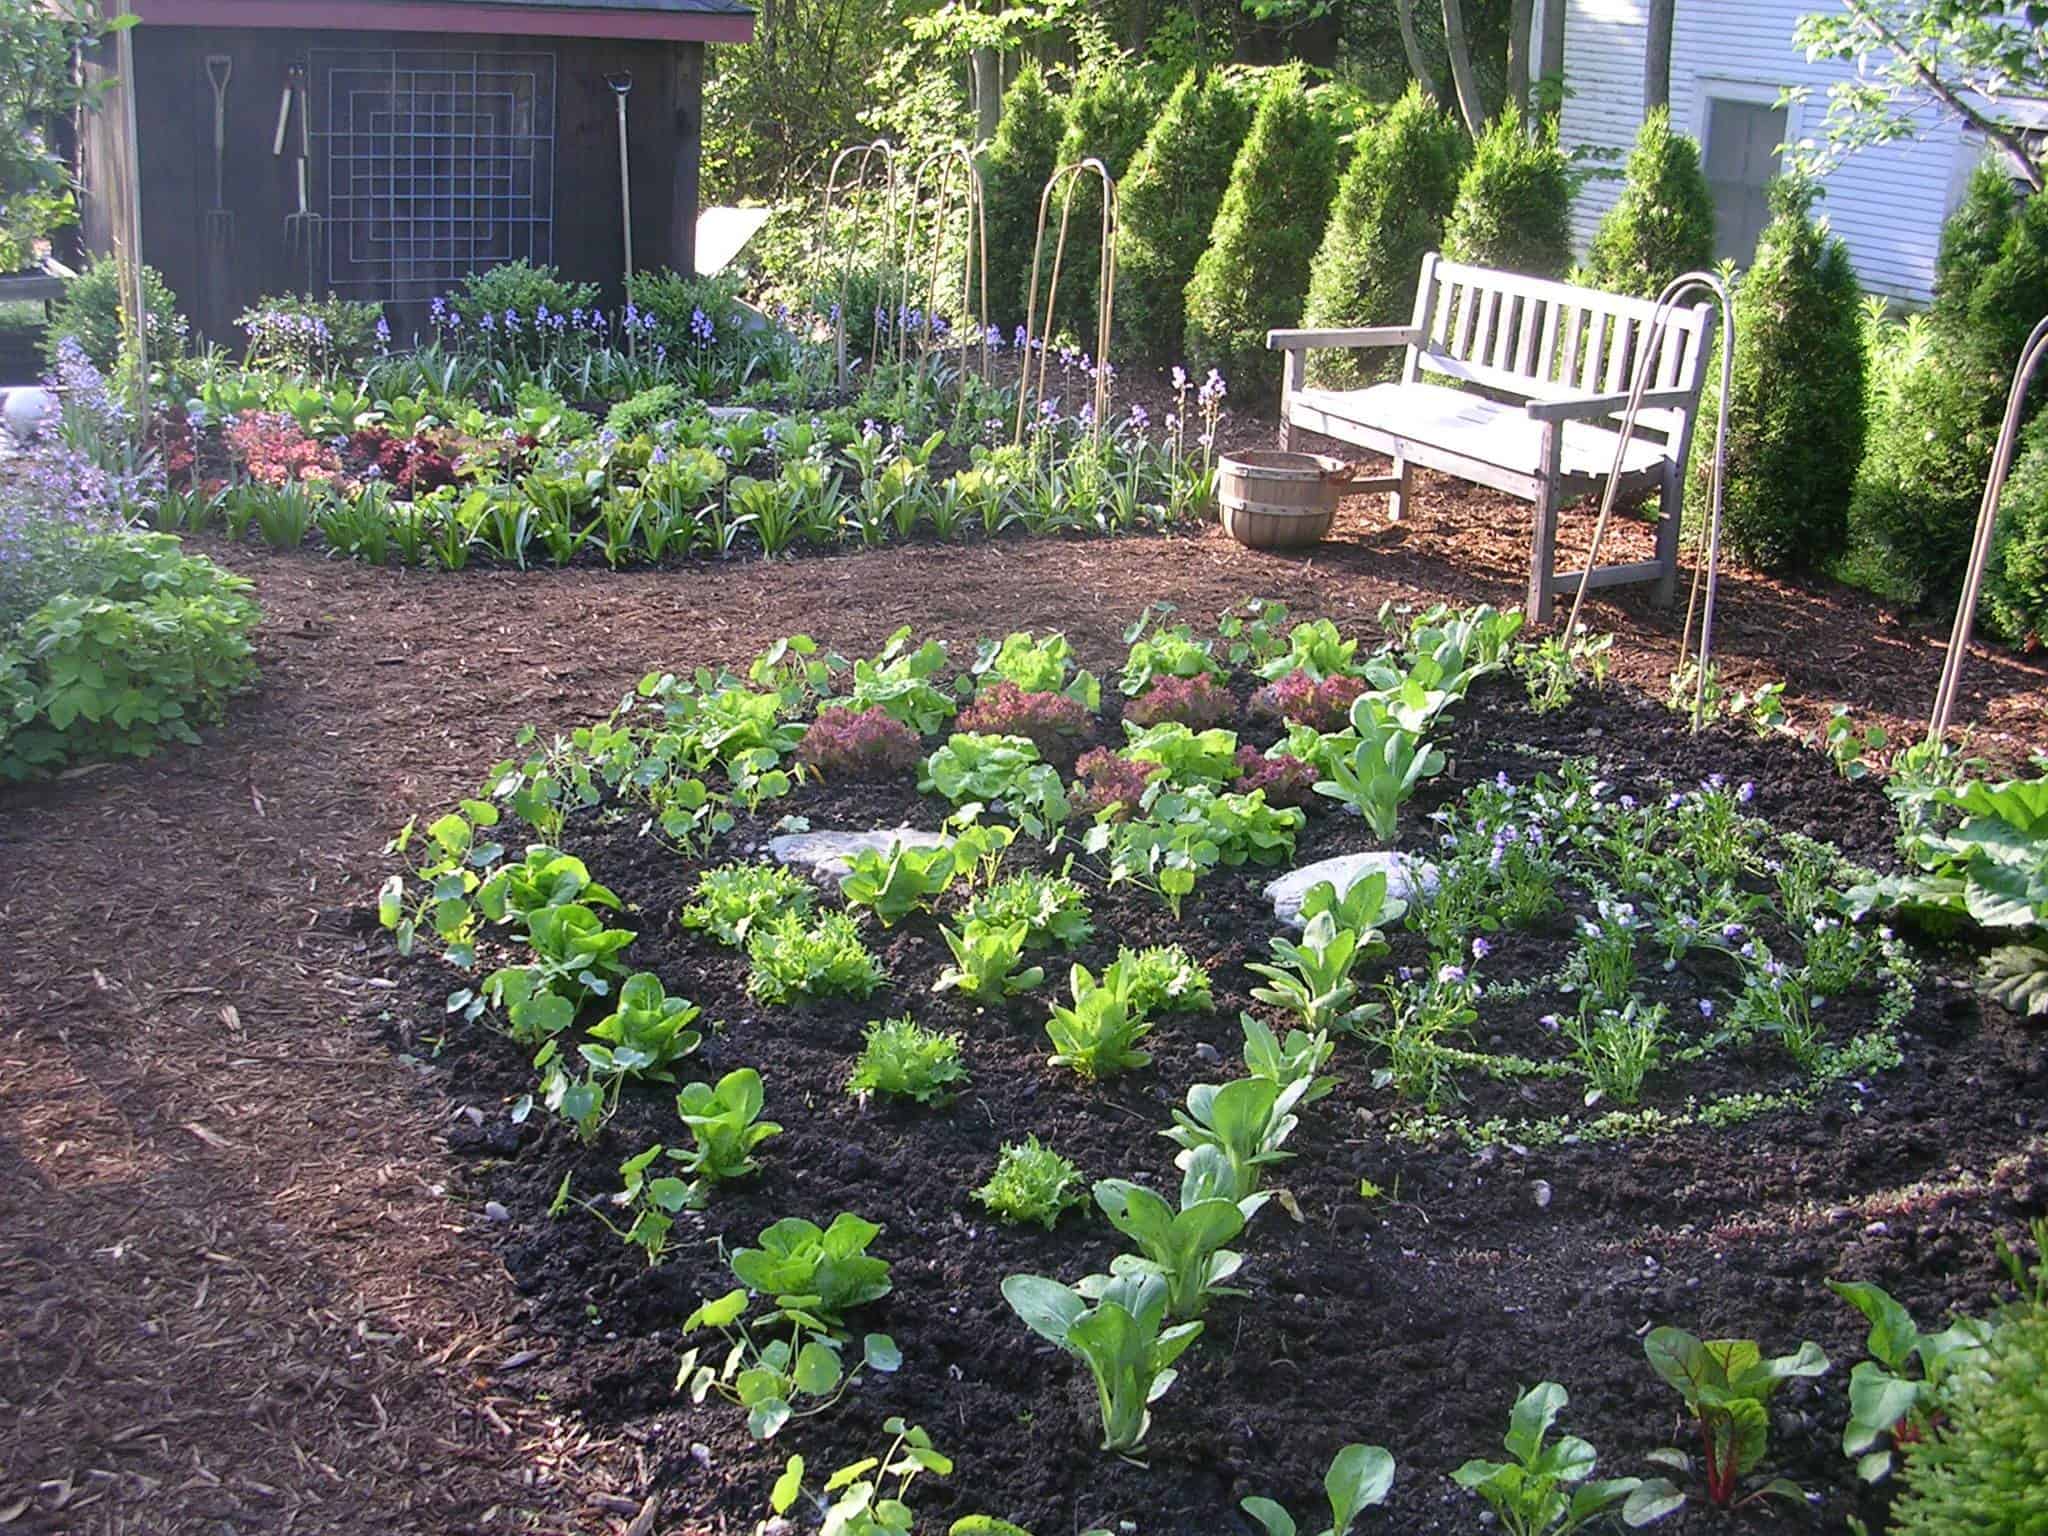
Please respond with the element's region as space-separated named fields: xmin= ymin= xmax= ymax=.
xmin=1266 ymin=325 xmax=1422 ymax=351
xmin=1524 ymin=387 xmax=1698 ymax=422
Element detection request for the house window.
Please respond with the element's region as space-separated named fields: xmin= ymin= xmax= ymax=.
xmin=312 ymin=50 xmax=558 ymax=300
xmin=1702 ymin=96 xmax=1786 ymax=266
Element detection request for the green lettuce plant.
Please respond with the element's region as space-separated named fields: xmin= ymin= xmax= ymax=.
xmin=1000 ymin=1270 xmax=1203 ymax=1452
xmin=680 ymin=860 xmax=815 ymax=946
xmin=959 ymin=869 xmax=1093 ymax=949
xmin=581 ymin=972 xmax=703 ymax=1081
xmin=673 ymin=1067 xmax=782 ymax=1185
xmin=920 ymin=732 xmax=1071 ymax=834
xmin=678 ymin=1286 xmax=900 ymax=1441
xmin=975 ymin=1137 xmax=1086 ymax=1229
xmin=1242 ymin=1442 xmax=1398 ymax=1536
xmin=839 ymin=840 xmax=957 ymax=926
xmin=1120 ymin=720 xmax=1240 ymax=786
xmin=1045 ymin=963 xmax=1155 ymax=1080
xmin=1452 ymin=1381 xmax=1673 ymax=1534
xmin=730 ymin=1213 xmax=893 ymax=1327
xmin=839 ymin=628 xmax=958 ymax=735
xmin=847 ymin=1016 xmax=967 ymax=1106
xmin=1111 ymin=943 xmax=1213 ymax=1014
xmin=1118 ymin=618 xmax=1221 ymax=696
xmin=746 ymin=910 xmax=886 ymax=1003
xmin=1827 ymin=1279 xmax=1992 ymax=1482
xmin=1640 ymin=1327 xmax=1829 ymax=1510
xmin=970 ymin=630 xmax=1101 ymax=710
xmin=935 ymin=920 xmax=1045 ymax=1001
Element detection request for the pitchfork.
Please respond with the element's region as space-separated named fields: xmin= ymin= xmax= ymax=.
xmin=272 ymin=61 xmax=323 ymax=294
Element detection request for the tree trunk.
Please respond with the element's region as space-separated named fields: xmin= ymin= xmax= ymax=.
xmin=1507 ymin=0 xmax=1533 ymax=119
xmin=972 ymin=49 xmax=1002 ymax=145
xmin=1394 ymin=0 xmax=1445 ymax=108
xmin=1644 ymin=0 xmax=1674 ymax=113
xmin=1441 ymin=0 xmax=1490 ymax=136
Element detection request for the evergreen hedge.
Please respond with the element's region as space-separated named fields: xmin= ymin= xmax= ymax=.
xmin=1300 ymin=83 xmax=1466 ymax=387
xmin=1583 ymin=108 xmax=1716 ymax=298
xmin=1442 ymin=103 xmax=1573 ymax=279
xmin=1715 ymin=180 xmax=1867 ymax=571
xmin=1184 ymin=65 xmax=1341 ymax=395
xmin=1932 ymin=158 xmax=2022 ymax=335
xmin=1893 ymin=1304 xmax=2048 ymax=1536
xmin=981 ymin=63 xmax=1067 ymax=330
xmin=1030 ymin=69 xmax=1161 ymax=341
xmin=1114 ymin=69 xmax=1255 ymax=365
xmin=1983 ymin=414 xmax=2048 ymax=647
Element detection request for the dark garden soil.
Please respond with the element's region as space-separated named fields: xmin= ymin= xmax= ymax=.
xmin=3 ymin=477 xmax=2046 ymax=1536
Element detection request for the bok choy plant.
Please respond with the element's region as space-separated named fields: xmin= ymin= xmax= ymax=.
xmin=1000 ymin=1270 xmax=1202 ymax=1452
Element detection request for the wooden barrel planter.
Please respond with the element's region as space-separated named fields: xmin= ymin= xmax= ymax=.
xmin=1217 ymin=450 xmax=1348 ymax=550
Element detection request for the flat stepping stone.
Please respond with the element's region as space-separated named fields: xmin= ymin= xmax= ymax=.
xmin=768 ymin=828 xmax=948 ymax=879
xmin=1265 ymin=851 xmax=1436 ymax=931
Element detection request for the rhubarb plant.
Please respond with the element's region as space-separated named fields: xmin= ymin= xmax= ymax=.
xmin=1242 ymin=1443 xmax=1397 ymax=1536
xmin=1640 ymin=1327 xmax=1828 ymax=1510
xmin=677 ymin=1286 xmax=901 ymax=1440
xmin=1452 ymin=1381 xmax=1672 ymax=1534
xmin=1000 ymin=1270 xmax=1202 ymax=1452
xmin=1827 ymin=1279 xmax=1991 ymax=1482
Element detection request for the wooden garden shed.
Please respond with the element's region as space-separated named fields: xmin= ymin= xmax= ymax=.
xmin=78 ymin=0 xmax=755 ymax=341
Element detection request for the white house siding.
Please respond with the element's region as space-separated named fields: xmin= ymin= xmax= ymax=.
xmin=1561 ymin=0 xmax=1967 ymax=303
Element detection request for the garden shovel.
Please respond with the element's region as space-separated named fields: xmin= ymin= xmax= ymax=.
xmin=607 ymin=73 xmax=634 ymax=287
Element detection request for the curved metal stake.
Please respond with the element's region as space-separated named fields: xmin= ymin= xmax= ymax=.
xmin=905 ymin=146 xmax=992 ymax=386
xmin=821 ymin=139 xmax=897 ymax=390
xmin=1013 ymin=159 xmax=1117 ymax=446
xmin=1562 ymin=269 xmax=1735 ymax=732
xmin=1928 ymin=314 xmax=2048 ymax=743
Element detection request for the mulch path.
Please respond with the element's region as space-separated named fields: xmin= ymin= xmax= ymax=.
xmin=2 ymin=474 xmax=2043 ymax=1535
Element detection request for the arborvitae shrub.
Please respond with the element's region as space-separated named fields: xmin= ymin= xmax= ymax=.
xmin=1964 ymin=191 xmax=2048 ymax=380
xmin=1184 ymin=65 xmax=1341 ymax=395
xmin=1983 ymin=414 xmax=2048 ymax=647
xmin=1583 ymin=108 xmax=1715 ymax=298
xmin=1932 ymin=158 xmax=2022 ymax=335
xmin=1301 ymin=83 xmax=1466 ymax=386
xmin=1852 ymin=345 xmax=2003 ymax=601
xmin=1891 ymin=1304 xmax=2048 ymax=1536
xmin=982 ymin=63 xmax=1067 ymax=330
xmin=1113 ymin=68 xmax=1255 ymax=365
xmin=1029 ymin=69 xmax=1160 ymax=338
xmin=1714 ymin=179 xmax=1867 ymax=571
xmin=1442 ymin=103 xmax=1573 ymax=278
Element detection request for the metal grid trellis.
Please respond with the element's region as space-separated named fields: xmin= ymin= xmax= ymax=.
xmin=311 ymin=49 xmax=557 ymax=300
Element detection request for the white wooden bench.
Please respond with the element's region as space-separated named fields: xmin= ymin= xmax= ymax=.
xmin=1267 ymin=253 xmax=1716 ymax=623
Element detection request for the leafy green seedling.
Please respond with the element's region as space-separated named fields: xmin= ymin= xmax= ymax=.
xmin=1242 ymin=1442 xmax=1397 ymax=1536
xmin=840 ymin=840 xmax=957 ymax=926
xmin=1640 ymin=1326 xmax=1829 ymax=1510
xmin=1163 ymin=1074 xmax=1306 ymax=1202
xmin=974 ymin=1138 xmax=1086 ymax=1229
xmin=680 ymin=860 xmax=813 ymax=946
xmin=580 ymin=972 xmax=702 ymax=1081
xmin=847 ymin=1016 xmax=968 ymax=1106
xmin=673 ymin=1067 xmax=782 ymax=1184
xmin=731 ymin=1212 xmax=893 ymax=1327
xmin=765 ymin=1416 xmax=952 ymax=1534
xmin=1000 ymin=1270 xmax=1202 ymax=1452
xmin=1452 ymin=1381 xmax=1672 ymax=1534
xmin=677 ymin=1286 xmax=900 ymax=1440
xmin=935 ymin=921 xmax=1044 ymax=1001
xmin=1045 ymin=963 xmax=1154 ymax=1080
xmin=1090 ymin=1144 xmax=1265 ymax=1319
xmin=1827 ymin=1279 xmax=1990 ymax=1481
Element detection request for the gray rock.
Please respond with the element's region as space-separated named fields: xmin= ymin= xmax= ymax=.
xmin=1264 ymin=851 xmax=1437 ymax=930
xmin=768 ymin=827 xmax=949 ymax=879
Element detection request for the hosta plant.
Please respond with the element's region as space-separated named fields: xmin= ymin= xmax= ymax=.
xmin=1045 ymin=963 xmax=1155 ymax=1080
xmin=798 ymin=706 xmax=923 ymax=781
xmin=1452 ymin=1381 xmax=1673 ymax=1534
xmin=746 ymin=910 xmax=886 ymax=1003
xmin=1827 ymin=1279 xmax=1991 ymax=1481
xmin=1640 ymin=1327 xmax=1829 ymax=1510
xmin=1241 ymin=1443 xmax=1398 ymax=1536
xmin=935 ymin=920 xmax=1045 ymax=1002
xmin=1164 ymin=1074 xmax=1307 ymax=1202
xmin=975 ymin=1137 xmax=1087 ymax=1229
xmin=1313 ymin=696 xmax=1445 ymax=840
xmin=839 ymin=840 xmax=958 ymax=926
xmin=1000 ymin=1270 xmax=1203 ymax=1452
xmin=730 ymin=1212 xmax=893 ymax=1327
xmin=678 ymin=1286 xmax=901 ymax=1440
xmin=1125 ymin=674 xmax=1236 ymax=730
xmin=847 ymin=1016 xmax=968 ymax=1106
xmin=673 ymin=1067 xmax=783 ymax=1185
xmin=680 ymin=861 xmax=814 ymax=946
xmin=1090 ymin=1144 xmax=1266 ymax=1319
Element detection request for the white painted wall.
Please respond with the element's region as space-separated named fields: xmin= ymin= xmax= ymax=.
xmin=1560 ymin=0 xmax=1970 ymax=303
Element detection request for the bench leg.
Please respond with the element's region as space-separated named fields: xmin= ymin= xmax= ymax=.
xmin=1653 ymin=466 xmax=1682 ymax=606
xmin=1528 ymin=428 xmax=1562 ymax=625
xmin=1388 ymin=457 xmax=1410 ymax=522
xmin=1278 ymin=415 xmax=1294 ymax=452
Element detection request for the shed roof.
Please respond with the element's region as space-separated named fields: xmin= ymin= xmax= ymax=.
xmin=131 ymin=0 xmax=756 ymax=44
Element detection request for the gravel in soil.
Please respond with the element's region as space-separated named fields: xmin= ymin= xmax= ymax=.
xmin=386 ymin=671 xmax=2048 ymax=1536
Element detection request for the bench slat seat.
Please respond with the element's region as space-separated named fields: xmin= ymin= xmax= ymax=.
xmin=1289 ymin=382 xmax=1672 ymax=499
xmin=1267 ymin=253 xmax=1716 ymax=621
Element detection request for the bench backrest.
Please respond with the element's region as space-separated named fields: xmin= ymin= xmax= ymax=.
xmin=1403 ymin=254 xmax=1715 ymax=445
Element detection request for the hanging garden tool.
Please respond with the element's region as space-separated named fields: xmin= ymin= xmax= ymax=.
xmin=606 ymin=73 xmax=635 ymax=292
xmin=273 ymin=61 xmax=322 ymax=295
xmin=202 ymin=54 xmax=236 ymax=329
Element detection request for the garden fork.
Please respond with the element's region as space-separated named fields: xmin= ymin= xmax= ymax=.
xmin=204 ymin=55 xmax=234 ymax=251
xmin=273 ymin=61 xmax=323 ymax=294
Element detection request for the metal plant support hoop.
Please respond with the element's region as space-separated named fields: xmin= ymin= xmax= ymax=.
xmin=1013 ymin=159 xmax=1117 ymax=447
xmin=1563 ymin=270 xmax=1735 ymax=732
xmin=822 ymin=139 xmax=898 ymax=391
xmin=900 ymin=146 xmax=992 ymax=386
xmin=1928 ymin=313 xmax=2048 ymax=743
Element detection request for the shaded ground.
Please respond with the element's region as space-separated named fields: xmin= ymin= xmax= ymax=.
xmin=3 ymin=473 xmax=2045 ymax=1535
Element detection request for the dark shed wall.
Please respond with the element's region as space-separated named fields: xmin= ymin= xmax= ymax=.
xmin=105 ymin=25 xmax=703 ymax=342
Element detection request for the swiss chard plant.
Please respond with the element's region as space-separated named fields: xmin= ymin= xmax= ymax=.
xmin=1241 ymin=1443 xmax=1397 ymax=1536
xmin=839 ymin=840 xmax=958 ymax=926
xmin=935 ymin=920 xmax=1045 ymax=1002
xmin=975 ymin=1136 xmax=1087 ymax=1229
xmin=1826 ymin=1279 xmax=1991 ymax=1482
xmin=1090 ymin=1143 xmax=1266 ymax=1319
xmin=1640 ymin=1327 xmax=1828 ymax=1511
xmin=672 ymin=1067 xmax=783 ymax=1185
xmin=1000 ymin=1269 xmax=1203 ymax=1452
xmin=730 ymin=1212 xmax=894 ymax=1327
xmin=1045 ymin=963 xmax=1155 ymax=1080
xmin=677 ymin=1286 xmax=901 ymax=1441
xmin=1452 ymin=1380 xmax=1673 ymax=1535
xmin=1164 ymin=1074 xmax=1307 ymax=1203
